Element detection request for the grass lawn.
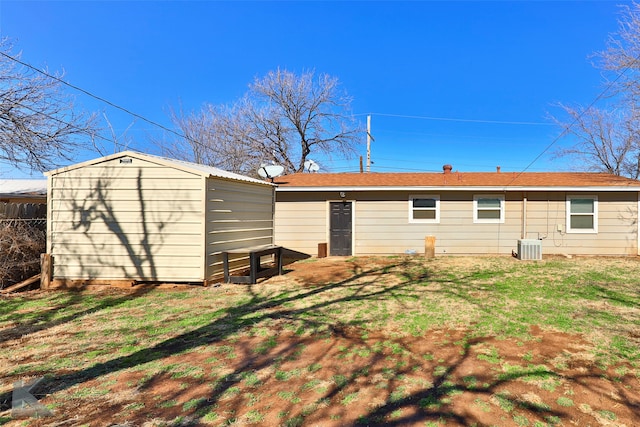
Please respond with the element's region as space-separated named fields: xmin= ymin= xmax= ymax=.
xmin=0 ymin=256 xmax=638 ymax=426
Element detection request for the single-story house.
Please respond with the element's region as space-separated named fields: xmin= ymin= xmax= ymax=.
xmin=0 ymin=179 xmax=47 ymax=203
xmin=45 ymin=151 xmax=275 ymax=285
xmin=273 ymin=165 xmax=640 ymax=257
xmin=0 ymin=179 xmax=47 ymax=219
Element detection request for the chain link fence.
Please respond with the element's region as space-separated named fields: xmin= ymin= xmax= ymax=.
xmin=0 ymin=202 xmax=47 ymax=289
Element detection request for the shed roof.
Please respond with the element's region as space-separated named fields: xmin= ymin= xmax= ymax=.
xmin=45 ymin=151 xmax=274 ymax=186
xmin=0 ymin=179 xmax=48 ymax=196
xmin=274 ymin=171 xmax=640 ymax=191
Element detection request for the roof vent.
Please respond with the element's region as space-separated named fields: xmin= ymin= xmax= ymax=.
xmin=443 ymin=164 xmax=453 ymax=174
xmin=496 ymin=166 xmax=501 ymax=173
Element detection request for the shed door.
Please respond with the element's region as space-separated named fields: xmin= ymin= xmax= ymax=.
xmin=330 ymin=201 xmax=352 ymax=256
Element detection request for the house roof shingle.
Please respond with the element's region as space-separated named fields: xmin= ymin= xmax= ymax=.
xmin=274 ymin=171 xmax=640 ymax=190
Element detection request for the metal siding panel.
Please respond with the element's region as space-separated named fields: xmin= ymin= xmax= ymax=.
xmin=54 ymin=263 xmax=203 ymax=282
xmin=49 ymin=160 xmax=205 ymax=281
xmin=275 ymin=190 xmax=640 ymax=257
xmin=355 ymin=197 xmax=519 ymax=255
xmin=274 ymin=201 xmax=327 ymax=255
xmin=205 ymin=178 xmax=275 ymax=279
xmin=522 ymin=194 xmax=637 ymax=255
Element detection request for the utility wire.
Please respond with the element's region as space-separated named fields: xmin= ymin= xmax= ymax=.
xmin=359 ymin=112 xmax=553 ymax=126
xmin=5 ymin=49 xmax=630 ymax=179
xmin=0 ymin=94 xmax=150 ymax=158
xmin=506 ymin=52 xmax=640 ymax=186
xmin=0 ymin=51 xmax=197 ymax=146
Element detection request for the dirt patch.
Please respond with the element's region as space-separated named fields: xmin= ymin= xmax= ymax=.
xmin=1 ymin=256 xmax=638 ymax=426
xmin=278 ymin=257 xmax=396 ymax=286
xmin=12 ymin=327 xmax=637 ymax=426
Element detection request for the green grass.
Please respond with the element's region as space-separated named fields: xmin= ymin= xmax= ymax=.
xmin=332 ymin=374 xmax=349 ymax=388
xmin=241 ymin=371 xmax=262 ymax=387
xmin=513 ymin=414 xmax=530 ymax=426
xmin=183 ymin=398 xmax=206 ymax=411
xmin=157 ymin=399 xmax=178 ymax=408
xmin=307 ymin=362 xmax=322 ymax=372
xmin=493 ymin=392 xmax=516 ymax=413
xmin=556 ymin=397 xmax=574 ymax=407
xmin=277 ymin=391 xmax=302 ymax=403
xmin=2 ymin=256 xmax=638 ymax=426
xmin=473 ymin=398 xmax=492 ymax=413
xmin=477 ymin=346 xmax=502 ymax=364
xmin=245 ymin=409 xmax=264 ymax=423
xmin=598 ymin=410 xmax=617 ymax=421
xmin=340 ymin=392 xmax=359 ymax=405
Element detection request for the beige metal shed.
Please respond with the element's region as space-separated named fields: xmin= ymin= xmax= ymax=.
xmin=45 ymin=151 xmax=275 ymax=285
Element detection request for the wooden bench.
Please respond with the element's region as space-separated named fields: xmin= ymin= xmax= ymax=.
xmin=222 ymin=245 xmax=283 ymax=284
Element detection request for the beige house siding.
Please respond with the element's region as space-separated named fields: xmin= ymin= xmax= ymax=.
xmin=205 ymin=178 xmax=275 ymax=279
xmin=274 ymin=190 xmax=638 ymax=257
xmin=274 ymin=192 xmax=327 ymax=255
xmin=355 ymin=192 xmax=522 ymax=255
xmin=524 ymin=192 xmax=638 ymax=256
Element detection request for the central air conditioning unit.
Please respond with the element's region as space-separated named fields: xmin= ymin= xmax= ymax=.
xmin=517 ymin=239 xmax=542 ymax=260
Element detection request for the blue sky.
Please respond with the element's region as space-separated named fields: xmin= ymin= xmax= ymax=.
xmin=0 ymin=0 xmax=631 ymax=178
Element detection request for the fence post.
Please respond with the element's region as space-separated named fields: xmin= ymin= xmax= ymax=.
xmin=40 ymin=254 xmax=52 ymax=289
xmin=318 ymin=243 xmax=327 ymax=258
xmin=425 ymin=236 xmax=436 ymax=259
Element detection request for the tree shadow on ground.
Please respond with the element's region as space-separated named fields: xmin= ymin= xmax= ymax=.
xmin=0 ymin=286 xmax=154 ymax=344
xmin=2 ymin=257 xmax=638 ymax=425
xmin=1 ymin=261 xmax=411 ymax=410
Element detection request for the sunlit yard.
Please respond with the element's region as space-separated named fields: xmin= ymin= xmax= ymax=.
xmin=1 ymin=256 xmax=638 ymax=426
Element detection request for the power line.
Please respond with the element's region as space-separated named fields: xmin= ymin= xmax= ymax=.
xmin=358 ymin=112 xmax=553 ymax=126
xmin=507 ymin=52 xmax=640 ymax=185
xmin=0 ymin=51 xmax=194 ymax=145
xmin=0 ymin=95 xmax=148 ymax=158
xmin=3 ymin=49 xmax=629 ymax=180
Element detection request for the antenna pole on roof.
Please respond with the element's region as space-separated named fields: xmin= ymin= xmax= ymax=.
xmin=366 ymin=115 xmax=373 ymax=172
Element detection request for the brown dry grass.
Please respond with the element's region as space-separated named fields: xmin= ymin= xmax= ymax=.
xmin=0 ymin=221 xmax=45 ymax=289
xmin=0 ymin=255 xmax=638 ymax=426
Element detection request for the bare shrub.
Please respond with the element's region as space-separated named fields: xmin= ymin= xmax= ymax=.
xmin=0 ymin=220 xmax=45 ymax=289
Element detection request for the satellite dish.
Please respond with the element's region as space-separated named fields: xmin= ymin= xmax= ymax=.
xmin=304 ymin=159 xmax=320 ymax=173
xmin=258 ymin=164 xmax=285 ymax=180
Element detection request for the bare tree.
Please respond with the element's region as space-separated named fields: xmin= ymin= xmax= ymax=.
xmin=553 ymin=103 xmax=640 ymax=178
xmin=553 ymin=4 xmax=640 ymax=179
xmin=0 ymin=38 xmax=97 ymax=172
xmin=102 ymin=113 xmax=136 ymax=155
xmin=164 ymin=101 xmax=264 ymax=175
xmin=165 ymin=69 xmax=361 ymax=174
xmin=597 ymin=2 xmax=640 ymax=102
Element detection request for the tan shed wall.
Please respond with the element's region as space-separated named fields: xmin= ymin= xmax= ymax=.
xmin=48 ymin=157 xmax=205 ymax=281
xmin=274 ymin=190 xmax=638 ymax=256
xmin=205 ymin=178 xmax=275 ymax=279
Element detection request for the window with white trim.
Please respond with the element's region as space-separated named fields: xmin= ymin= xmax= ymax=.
xmin=409 ymin=195 xmax=439 ymax=223
xmin=566 ymin=196 xmax=598 ymax=233
xmin=473 ymin=195 xmax=505 ymax=223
